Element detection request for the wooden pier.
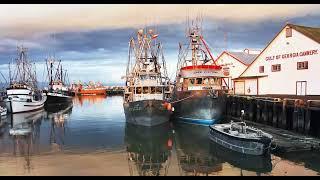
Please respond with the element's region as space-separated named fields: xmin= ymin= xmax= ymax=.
xmin=225 ymin=94 xmax=320 ymax=152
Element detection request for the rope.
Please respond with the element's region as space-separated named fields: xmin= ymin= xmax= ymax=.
xmin=169 ymin=94 xmax=195 ymax=104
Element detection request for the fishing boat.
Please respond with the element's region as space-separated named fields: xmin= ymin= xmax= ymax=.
xmin=208 ymin=121 xmax=273 ymax=156
xmin=73 ymin=81 xmax=106 ymax=96
xmin=123 ymin=28 xmax=173 ymax=126
xmin=172 ymin=18 xmax=228 ymax=125
xmin=5 ymin=46 xmax=47 ymax=113
xmin=44 ymin=58 xmax=73 ymax=106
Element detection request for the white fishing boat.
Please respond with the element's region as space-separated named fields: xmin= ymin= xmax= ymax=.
xmin=123 ymin=28 xmax=173 ymax=126
xmin=4 ymin=46 xmax=47 ymax=113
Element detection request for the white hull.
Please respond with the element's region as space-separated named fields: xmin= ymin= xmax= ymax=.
xmin=5 ymin=96 xmax=47 ymax=113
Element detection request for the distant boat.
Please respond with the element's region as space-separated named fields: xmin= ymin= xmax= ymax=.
xmin=72 ymin=81 xmax=106 ymax=96
xmin=208 ymin=121 xmax=273 ymax=156
xmin=5 ymin=46 xmax=47 ymax=113
xmin=123 ymin=28 xmax=173 ymax=126
xmin=44 ymin=58 xmax=73 ymax=106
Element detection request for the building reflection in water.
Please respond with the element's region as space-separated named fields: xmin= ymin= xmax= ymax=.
xmin=74 ymin=95 xmax=106 ymax=106
xmin=124 ymin=122 xmax=174 ymax=176
xmin=173 ymin=122 xmax=223 ymax=176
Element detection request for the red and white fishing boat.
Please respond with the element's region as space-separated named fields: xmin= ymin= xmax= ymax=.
xmin=172 ymin=18 xmax=228 ymax=125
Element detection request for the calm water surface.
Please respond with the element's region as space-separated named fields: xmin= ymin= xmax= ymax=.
xmin=0 ymin=95 xmax=319 ymax=176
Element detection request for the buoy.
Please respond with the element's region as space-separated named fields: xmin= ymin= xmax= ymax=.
xmin=162 ymin=102 xmax=168 ymax=109
xmin=167 ymin=138 xmax=173 ymax=149
xmin=167 ymin=103 xmax=172 ymax=111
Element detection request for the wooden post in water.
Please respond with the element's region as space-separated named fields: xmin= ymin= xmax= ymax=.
xmin=256 ymin=100 xmax=261 ymax=123
xmin=298 ymin=100 xmax=305 ymax=133
xmin=272 ymin=101 xmax=278 ymax=127
xmin=249 ymin=98 xmax=255 ymax=122
xmin=237 ymin=97 xmax=241 ymax=117
xmin=262 ymin=100 xmax=268 ymax=124
xmin=305 ymin=100 xmax=311 ymax=134
xmin=281 ymin=99 xmax=288 ymax=129
xmin=292 ymin=99 xmax=299 ymax=132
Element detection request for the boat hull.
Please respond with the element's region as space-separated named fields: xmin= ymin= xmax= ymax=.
xmin=45 ymin=93 xmax=73 ymax=106
xmin=5 ymin=96 xmax=47 ymax=114
xmin=208 ymin=126 xmax=272 ymax=156
xmin=123 ymin=100 xmax=171 ymax=127
xmin=172 ymin=90 xmax=225 ymax=125
xmin=77 ymin=88 xmax=106 ymax=95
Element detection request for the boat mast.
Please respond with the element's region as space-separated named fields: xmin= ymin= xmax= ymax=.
xmin=50 ymin=59 xmax=53 ymax=89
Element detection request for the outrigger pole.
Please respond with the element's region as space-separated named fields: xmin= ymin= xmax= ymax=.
xmin=199 ymin=36 xmax=229 ymax=89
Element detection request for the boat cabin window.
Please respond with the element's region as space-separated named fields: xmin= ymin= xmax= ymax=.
xmin=189 ymin=78 xmax=195 ymax=85
xmin=150 ymin=87 xmax=156 ymax=94
xmin=129 ymin=87 xmax=134 ymax=93
xmin=143 ymin=87 xmax=149 ymax=94
xmin=196 ymin=78 xmax=202 ymax=85
xmin=140 ymin=75 xmax=147 ymax=80
xmin=164 ymin=86 xmax=170 ymax=92
xmin=203 ymin=78 xmax=209 ymax=85
xmin=209 ymin=78 xmax=221 ymax=85
xmin=136 ymin=87 xmax=142 ymax=94
xmin=156 ymin=87 xmax=162 ymax=94
xmin=150 ymin=75 xmax=156 ymax=80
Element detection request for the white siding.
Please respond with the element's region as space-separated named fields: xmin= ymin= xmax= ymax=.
xmin=241 ymin=25 xmax=320 ymax=95
xmin=234 ymin=81 xmax=245 ymax=95
xmin=216 ymin=53 xmax=248 ymax=89
xmin=244 ymin=79 xmax=258 ymax=95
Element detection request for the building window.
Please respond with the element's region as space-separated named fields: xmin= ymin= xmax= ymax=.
xmin=271 ymin=64 xmax=281 ymax=72
xmin=297 ymin=61 xmax=308 ymax=70
xmin=259 ymin=66 xmax=264 ymax=73
xmin=286 ymin=27 xmax=292 ymax=38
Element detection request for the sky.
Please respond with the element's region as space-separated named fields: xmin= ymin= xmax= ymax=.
xmin=0 ymin=4 xmax=320 ymax=86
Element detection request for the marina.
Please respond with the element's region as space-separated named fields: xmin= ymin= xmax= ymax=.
xmin=0 ymin=95 xmax=319 ymax=176
xmin=0 ymin=4 xmax=319 ymax=176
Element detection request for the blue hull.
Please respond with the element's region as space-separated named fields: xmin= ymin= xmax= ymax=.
xmin=176 ymin=116 xmax=219 ymax=126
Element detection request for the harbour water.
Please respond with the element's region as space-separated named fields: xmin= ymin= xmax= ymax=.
xmin=0 ymin=95 xmax=319 ymax=176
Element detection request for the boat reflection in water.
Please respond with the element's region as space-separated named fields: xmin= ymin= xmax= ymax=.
xmin=209 ymin=141 xmax=272 ymax=175
xmin=46 ymin=103 xmax=73 ymax=151
xmin=74 ymin=95 xmax=106 ymax=106
xmin=8 ymin=109 xmax=45 ymax=172
xmin=173 ymin=123 xmax=223 ymax=176
xmin=124 ymin=122 xmax=173 ymax=176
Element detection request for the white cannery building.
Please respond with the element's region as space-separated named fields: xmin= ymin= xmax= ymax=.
xmin=215 ymin=49 xmax=259 ymax=93
xmin=234 ymin=23 xmax=320 ymax=96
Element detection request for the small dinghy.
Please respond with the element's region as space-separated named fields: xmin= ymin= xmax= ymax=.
xmin=209 ymin=121 xmax=273 ymax=156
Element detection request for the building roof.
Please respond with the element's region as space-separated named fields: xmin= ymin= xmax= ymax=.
xmin=226 ymin=51 xmax=258 ymax=65
xmin=288 ymin=24 xmax=320 ymax=44
xmin=238 ymin=23 xmax=320 ymax=78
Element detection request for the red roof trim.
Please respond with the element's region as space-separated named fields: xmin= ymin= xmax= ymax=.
xmin=181 ymin=65 xmax=222 ymax=71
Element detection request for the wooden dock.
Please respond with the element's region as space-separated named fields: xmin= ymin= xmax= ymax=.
xmin=225 ymin=94 xmax=320 ymax=153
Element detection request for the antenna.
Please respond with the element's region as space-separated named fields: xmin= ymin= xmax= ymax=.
xmin=224 ymin=31 xmax=227 ymax=51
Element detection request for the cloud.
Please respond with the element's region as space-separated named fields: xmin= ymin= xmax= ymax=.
xmin=1 ymin=4 xmax=320 ymax=38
